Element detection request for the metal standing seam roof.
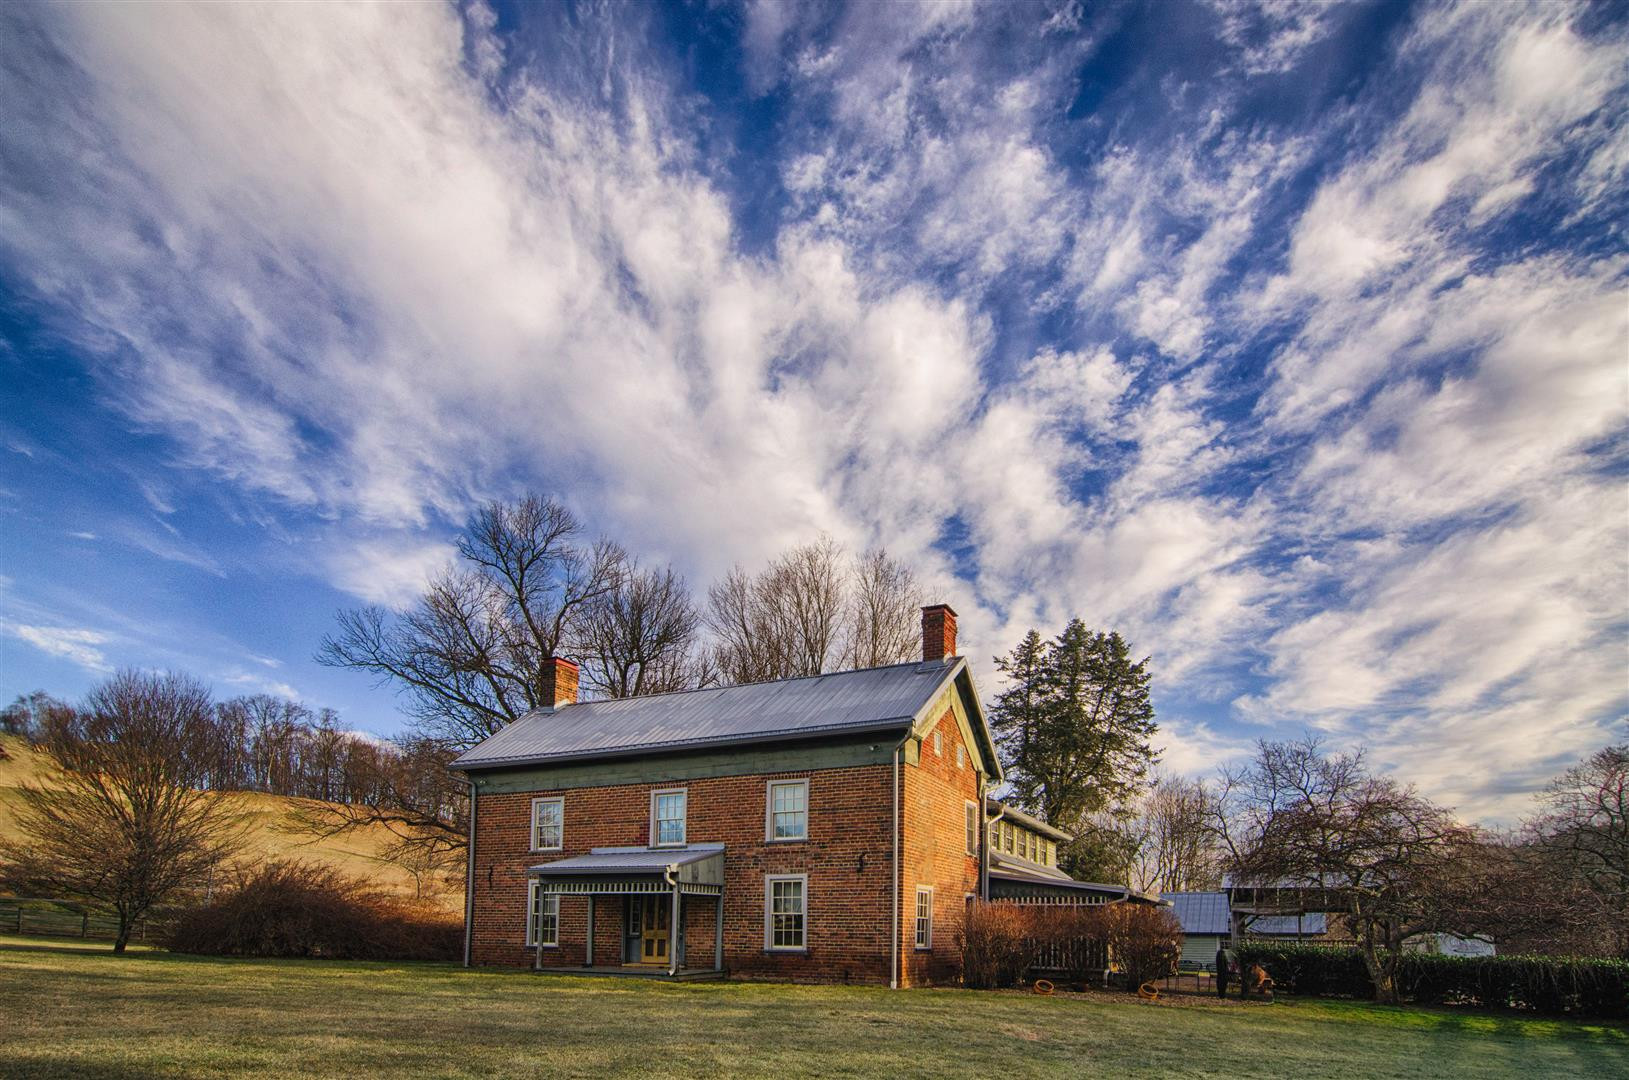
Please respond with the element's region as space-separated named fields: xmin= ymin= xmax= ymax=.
xmin=1162 ymin=891 xmax=1232 ymax=935
xmin=985 ymin=797 xmax=1074 ymax=842
xmin=453 ymin=657 xmax=967 ymax=770
xmin=1246 ymin=913 xmax=1328 ymax=935
xmin=988 ymin=850 xmax=1076 ymax=884
xmin=528 ymin=844 xmax=724 ymax=876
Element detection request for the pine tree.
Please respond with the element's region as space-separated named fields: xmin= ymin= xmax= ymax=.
xmin=988 ymin=620 xmax=1158 ymax=882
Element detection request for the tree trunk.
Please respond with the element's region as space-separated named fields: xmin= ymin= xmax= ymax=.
xmin=1357 ymin=931 xmax=1401 ymax=1005
xmin=112 ymin=906 xmax=133 ymax=954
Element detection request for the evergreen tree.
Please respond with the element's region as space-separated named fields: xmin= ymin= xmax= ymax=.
xmin=989 ymin=620 xmax=1158 ymax=882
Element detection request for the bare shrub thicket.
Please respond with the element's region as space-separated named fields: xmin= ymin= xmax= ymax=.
xmin=961 ymin=900 xmax=1181 ymax=990
xmin=166 ymin=861 xmax=461 ymax=961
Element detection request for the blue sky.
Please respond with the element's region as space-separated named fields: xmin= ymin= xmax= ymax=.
xmin=1 ymin=1 xmax=1625 ymax=821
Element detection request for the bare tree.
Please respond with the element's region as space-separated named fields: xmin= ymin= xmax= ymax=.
xmin=1495 ymin=745 xmax=1629 ymax=958
xmin=576 ymin=561 xmax=706 ymax=698
xmin=1129 ymin=774 xmax=1223 ymax=894
xmin=843 ymin=548 xmax=924 ymax=669
xmin=318 ymin=495 xmax=624 ymax=748
xmin=761 ymin=535 xmax=848 ymax=676
xmin=0 ymin=671 xmax=246 ymax=952
xmin=0 ymin=690 xmax=74 ymax=740
xmin=708 ymin=538 xmax=919 ymax=683
xmin=286 ymin=734 xmax=467 ymax=885
xmin=1210 ymin=737 xmax=1476 ymax=1004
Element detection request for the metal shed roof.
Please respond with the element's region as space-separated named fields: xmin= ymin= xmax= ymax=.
xmin=453 ymin=657 xmax=971 ymax=770
xmin=1246 ymin=913 xmax=1328 ymax=935
xmin=1162 ymin=891 xmax=1232 ymax=935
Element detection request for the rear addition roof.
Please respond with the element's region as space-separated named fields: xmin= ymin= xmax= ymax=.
xmin=453 ymin=656 xmax=993 ymax=772
xmin=985 ymin=797 xmax=1074 ymax=842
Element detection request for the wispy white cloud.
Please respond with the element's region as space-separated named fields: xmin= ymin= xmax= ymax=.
xmin=4 ymin=623 xmax=111 ymax=672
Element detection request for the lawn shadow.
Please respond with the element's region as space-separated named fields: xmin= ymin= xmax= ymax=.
xmin=4 ymin=1056 xmax=172 ymax=1080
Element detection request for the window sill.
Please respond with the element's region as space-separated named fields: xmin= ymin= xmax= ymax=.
xmin=530 ymin=848 xmax=563 ymax=854
xmin=764 ymin=836 xmax=808 ymax=844
xmin=764 ymin=947 xmax=808 ymax=955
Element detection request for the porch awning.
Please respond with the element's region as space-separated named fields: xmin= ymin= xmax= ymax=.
xmin=527 ymin=844 xmax=724 ymax=896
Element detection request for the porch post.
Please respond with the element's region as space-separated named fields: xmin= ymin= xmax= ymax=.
xmin=714 ymin=893 xmax=724 ymax=972
xmin=586 ymin=895 xmax=596 ymax=967
xmin=669 ymin=887 xmax=681 ymax=977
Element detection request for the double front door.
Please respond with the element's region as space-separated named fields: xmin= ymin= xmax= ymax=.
xmin=630 ymin=895 xmax=669 ymax=965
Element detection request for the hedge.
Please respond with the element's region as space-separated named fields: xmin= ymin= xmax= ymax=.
xmin=1234 ymin=942 xmax=1628 ymax=1019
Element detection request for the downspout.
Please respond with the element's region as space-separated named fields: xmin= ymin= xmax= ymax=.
xmin=663 ymin=868 xmax=680 ymax=977
xmin=891 ymin=742 xmax=901 ymax=989
xmin=978 ymin=773 xmax=990 ymax=901
xmin=984 ymin=802 xmax=1006 ymax=901
xmin=463 ymin=778 xmax=477 ymax=968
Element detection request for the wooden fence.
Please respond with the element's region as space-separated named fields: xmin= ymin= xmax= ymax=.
xmin=0 ymin=898 xmax=145 ymax=941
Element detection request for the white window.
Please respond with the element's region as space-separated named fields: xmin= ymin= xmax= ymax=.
xmin=956 ymin=744 xmax=966 ymax=768
xmin=531 ymin=797 xmax=563 ymax=851
xmin=526 ymin=880 xmax=558 ymax=947
xmin=914 ymin=886 xmax=933 ymax=950
xmin=766 ymin=779 xmax=808 ymax=842
xmin=651 ymin=788 xmax=687 ymax=847
xmin=765 ymin=874 xmax=807 ymax=951
xmin=964 ymin=801 xmax=979 ymax=857
xmin=933 ymin=730 xmax=942 ymax=755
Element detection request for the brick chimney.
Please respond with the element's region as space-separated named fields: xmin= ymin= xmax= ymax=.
xmin=921 ymin=604 xmax=958 ymax=662
xmin=539 ymin=657 xmax=579 ymax=708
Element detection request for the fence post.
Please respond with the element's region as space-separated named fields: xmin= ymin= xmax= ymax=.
xmin=82 ymin=912 xmax=89 ymax=938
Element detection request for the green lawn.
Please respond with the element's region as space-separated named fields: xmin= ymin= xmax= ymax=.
xmin=1 ymin=936 xmax=1623 ymax=1079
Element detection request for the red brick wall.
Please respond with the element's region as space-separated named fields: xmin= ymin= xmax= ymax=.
xmin=900 ymin=707 xmax=981 ymax=986
xmin=469 ymin=765 xmax=898 ymax=983
xmin=469 ymin=719 xmax=987 ymax=987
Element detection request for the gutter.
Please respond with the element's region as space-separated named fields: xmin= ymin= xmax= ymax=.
xmin=451 ymin=718 xmax=917 ymax=774
xmin=463 ymin=779 xmax=477 ymax=968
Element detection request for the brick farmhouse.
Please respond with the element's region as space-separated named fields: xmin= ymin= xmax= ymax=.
xmin=452 ymin=604 xmax=1138 ymax=986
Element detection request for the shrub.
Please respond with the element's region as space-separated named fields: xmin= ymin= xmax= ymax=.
xmin=1088 ymin=902 xmax=1182 ymax=988
xmin=1236 ymin=942 xmax=1629 ymax=1019
xmin=961 ymin=900 xmax=1181 ymax=990
xmin=166 ymin=861 xmax=461 ymax=961
xmin=961 ymin=900 xmax=1035 ymax=989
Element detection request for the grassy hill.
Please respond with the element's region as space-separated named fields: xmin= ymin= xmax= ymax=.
xmin=0 ymin=735 xmax=460 ymax=911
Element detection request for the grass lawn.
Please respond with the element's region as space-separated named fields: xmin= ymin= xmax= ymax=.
xmin=2 ymin=936 xmax=1624 ymax=1079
